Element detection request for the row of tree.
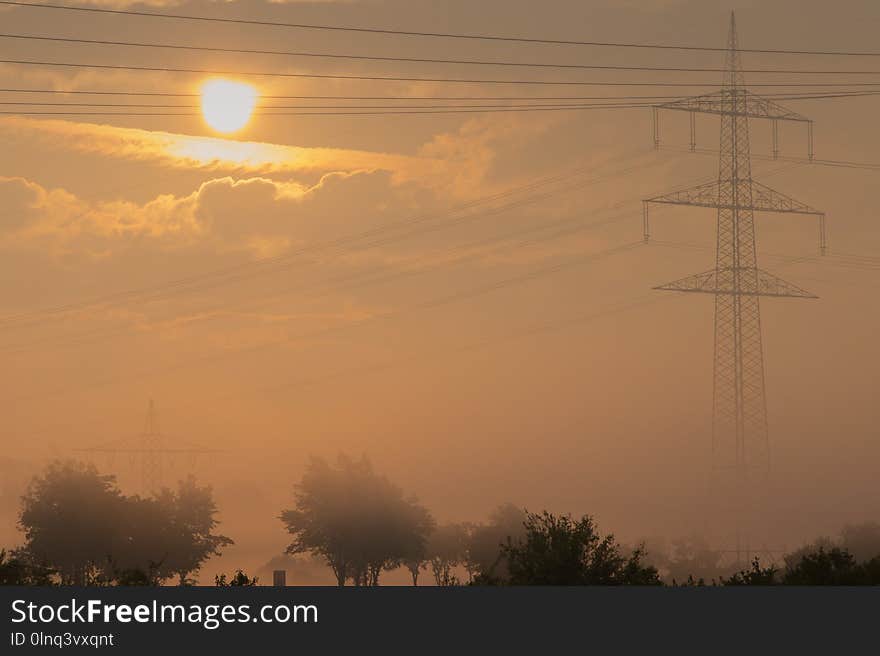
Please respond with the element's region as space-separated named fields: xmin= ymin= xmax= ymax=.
xmin=279 ymin=455 xmax=660 ymax=585
xmin=641 ymin=522 xmax=880 ymax=585
xmin=720 ymin=549 xmax=880 ymax=586
xmin=2 ymin=457 xmax=879 ymax=586
xmin=280 ymin=455 xmax=536 ymax=586
xmin=280 ymin=456 xmax=880 ymax=585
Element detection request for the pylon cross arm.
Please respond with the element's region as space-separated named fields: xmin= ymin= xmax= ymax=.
xmin=644 ymin=180 xmax=823 ymax=217
xmin=654 ymin=268 xmax=818 ymax=298
xmin=644 ymin=180 xmax=719 ymax=208
xmin=750 ymin=181 xmax=823 ymax=216
xmin=655 ymin=90 xmax=809 ymax=123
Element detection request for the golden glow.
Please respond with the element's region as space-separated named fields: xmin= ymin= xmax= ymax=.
xmin=3 ymin=117 xmax=446 ymax=181
xmin=200 ymin=79 xmax=258 ymax=133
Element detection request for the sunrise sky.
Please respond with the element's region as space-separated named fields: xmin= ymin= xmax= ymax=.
xmin=1 ymin=0 xmax=879 ymax=579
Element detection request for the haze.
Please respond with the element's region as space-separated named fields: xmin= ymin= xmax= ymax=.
xmin=1 ymin=0 xmax=878 ymax=583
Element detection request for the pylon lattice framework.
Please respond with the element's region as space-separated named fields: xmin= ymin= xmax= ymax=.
xmin=76 ymin=400 xmax=221 ymax=494
xmin=643 ymin=14 xmax=824 ymax=486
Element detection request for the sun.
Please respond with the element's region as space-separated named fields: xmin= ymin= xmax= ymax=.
xmin=200 ymin=79 xmax=258 ymax=134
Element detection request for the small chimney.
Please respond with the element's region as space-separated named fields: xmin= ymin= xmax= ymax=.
xmin=272 ymin=570 xmax=287 ymax=587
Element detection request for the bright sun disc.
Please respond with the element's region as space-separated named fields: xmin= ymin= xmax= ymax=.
xmin=200 ymin=79 xmax=257 ymax=133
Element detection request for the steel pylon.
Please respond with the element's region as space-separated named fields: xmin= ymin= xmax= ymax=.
xmin=644 ymin=14 xmax=824 ymax=516
xmin=75 ymin=400 xmax=222 ymax=495
xmin=141 ymin=399 xmax=163 ymax=494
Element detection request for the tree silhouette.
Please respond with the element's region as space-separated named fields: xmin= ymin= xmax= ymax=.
xmin=721 ymin=557 xmax=779 ymax=585
xmin=782 ymin=546 xmax=879 ymax=585
xmin=215 ymin=569 xmax=259 ymax=586
xmin=112 ymin=566 xmax=159 ymax=586
xmin=393 ymin=495 xmax=436 ymax=586
xmin=648 ymin=534 xmax=734 ymax=584
xmin=0 ymin=548 xmax=55 ymax=586
xmin=153 ymin=477 xmax=234 ymax=585
xmin=840 ymin=522 xmax=880 ymax=563
xmin=465 ymin=504 xmax=526 ymax=582
xmin=426 ymin=523 xmax=468 ymax=586
xmin=104 ymin=494 xmax=173 ymax=586
xmin=496 ymin=511 xmax=661 ymax=585
xmin=16 ymin=461 xmax=232 ymax=585
xmin=783 ymin=536 xmax=835 ymax=572
xmin=402 ymin=557 xmax=426 ymax=586
xmin=280 ymin=455 xmax=433 ymax=586
xmin=19 ymin=461 xmax=126 ymax=585
xmin=719 ymin=546 xmax=880 ymax=585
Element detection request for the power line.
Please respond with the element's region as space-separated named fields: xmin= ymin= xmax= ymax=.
xmin=827 ymin=250 xmax=880 ymax=263
xmin=4 ymin=90 xmax=880 ymax=109
xmin=660 ymin=144 xmax=880 ymax=173
xmin=0 ymin=101 xmax=657 ymax=109
xmin=4 ymin=87 xmax=880 ymax=99
xmin=10 ymin=32 xmax=880 ymax=75
xmin=3 ymin=1 xmax=880 ymax=58
xmin=11 ymin=38 xmax=880 ymax=76
xmin=8 ymin=59 xmax=880 ymax=86
xmin=653 ymin=239 xmax=880 ymax=273
xmin=0 ymin=104 xmax=659 ymax=117
xmin=5 ymin=89 xmax=877 ymax=115
xmin=0 ymin=59 xmax=726 ymax=85
xmin=767 ymin=90 xmax=880 ymax=100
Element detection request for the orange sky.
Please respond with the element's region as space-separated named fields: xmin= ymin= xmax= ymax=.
xmin=1 ymin=0 xmax=879 ymax=580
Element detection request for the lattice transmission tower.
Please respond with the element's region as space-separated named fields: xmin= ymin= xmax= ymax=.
xmin=643 ymin=13 xmax=826 ymax=547
xmin=77 ymin=400 xmax=221 ymax=494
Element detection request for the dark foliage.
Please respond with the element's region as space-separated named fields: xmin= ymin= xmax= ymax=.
xmin=840 ymin=522 xmax=880 ymax=563
xmin=215 ymin=569 xmax=259 ymax=586
xmin=13 ymin=461 xmax=231 ymax=586
xmin=464 ymin=503 xmax=527 ymax=583
xmin=0 ymin=548 xmax=55 ymax=585
xmin=493 ymin=511 xmax=661 ymax=585
xmin=720 ymin=558 xmax=779 ymax=585
xmin=782 ymin=547 xmax=880 ymax=585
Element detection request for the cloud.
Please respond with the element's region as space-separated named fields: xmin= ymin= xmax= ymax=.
xmin=0 ymin=175 xmax=203 ymax=257
xmin=419 ymin=113 xmax=562 ymax=196
xmin=0 ymin=170 xmax=408 ymax=258
xmin=0 ymin=117 xmax=444 ymax=184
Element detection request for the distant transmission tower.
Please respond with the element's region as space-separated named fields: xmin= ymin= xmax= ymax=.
xmin=77 ymin=399 xmax=220 ymax=494
xmin=643 ymin=14 xmax=826 ymax=555
xmin=140 ymin=399 xmax=164 ymax=494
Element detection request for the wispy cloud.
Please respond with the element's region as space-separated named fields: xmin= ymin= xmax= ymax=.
xmin=0 ymin=117 xmax=444 ymax=182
